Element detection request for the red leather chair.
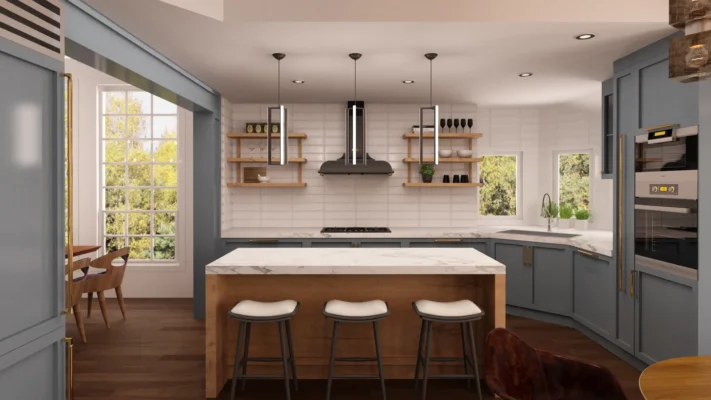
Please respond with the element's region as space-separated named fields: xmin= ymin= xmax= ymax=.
xmin=484 ymin=328 xmax=628 ymax=400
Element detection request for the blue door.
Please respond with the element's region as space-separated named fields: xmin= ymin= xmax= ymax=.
xmin=0 ymin=2 xmax=68 ymax=398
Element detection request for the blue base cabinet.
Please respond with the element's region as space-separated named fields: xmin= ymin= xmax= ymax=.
xmin=493 ymin=242 xmax=532 ymax=309
xmin=531 ymin=246 xmax=572 ymax=316
xmin=572 ymin=251 xmax=615 ymax=340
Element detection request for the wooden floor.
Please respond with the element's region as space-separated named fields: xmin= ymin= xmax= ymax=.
xmin=67 ymin=299 xmax=644 ymax=400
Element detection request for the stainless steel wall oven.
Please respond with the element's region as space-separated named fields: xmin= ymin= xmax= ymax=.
xmin=634 ymin=125 xmax=698 ymax=271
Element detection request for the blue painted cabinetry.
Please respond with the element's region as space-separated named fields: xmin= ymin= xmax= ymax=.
xmin=573 ymin=251 xmax=615 ymax=340
xmin=531 ymin=245 xmax=572 ymax=316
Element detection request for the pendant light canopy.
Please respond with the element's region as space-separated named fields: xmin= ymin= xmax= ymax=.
xmin=420 ymin=53 xmax=440 ymax=165
xmin=268 ymin=53 xmax=288 ymax=165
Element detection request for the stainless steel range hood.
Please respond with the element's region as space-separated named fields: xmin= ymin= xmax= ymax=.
xmin=318 ymin=101 xmax=394 ymax=175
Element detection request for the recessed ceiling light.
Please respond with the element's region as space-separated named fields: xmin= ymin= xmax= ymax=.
xmin=519 ymin=73 xmax=533 ymax=77
xmin=575 ymin=33 xmax=596 ymax=40
xmin=292 ymin=80 xmax=305 ymax=84
xmin=402 ymin=80 xmax=415 ymax=84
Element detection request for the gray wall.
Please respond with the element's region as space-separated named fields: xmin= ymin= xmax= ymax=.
xmin=699 ymin=81 xmax=711 ymax=355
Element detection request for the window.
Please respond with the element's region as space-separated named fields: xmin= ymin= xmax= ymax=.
xmin=556 ymin=152 xmax=591 ymax=210
xmin=101 ymin=89 xmax=179 ymax=261
xmin=479 ymin=154 xmax=520 ymax=217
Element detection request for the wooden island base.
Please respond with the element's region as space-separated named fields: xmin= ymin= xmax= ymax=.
xmin=205 ymin=274 xmax=505 ymax=398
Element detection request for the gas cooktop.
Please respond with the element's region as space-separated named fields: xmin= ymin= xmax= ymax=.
xmin=321 ymin=227 xmax=391 ymax=233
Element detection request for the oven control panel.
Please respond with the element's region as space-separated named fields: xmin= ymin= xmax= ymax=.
xmin=650 ymin=184 xmax=679 ymax=195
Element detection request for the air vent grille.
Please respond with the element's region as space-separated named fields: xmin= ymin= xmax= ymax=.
xmin=0 ymin=0 xmax=63 ymax=60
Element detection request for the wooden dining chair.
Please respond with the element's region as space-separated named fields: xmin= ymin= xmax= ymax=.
xmin=66 ymin=257 xmax=91 ymax=343
xmin=82 ymin=247 xmax=130 ymax=329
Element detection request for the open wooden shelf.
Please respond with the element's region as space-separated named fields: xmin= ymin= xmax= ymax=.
xmin=403 ymin=183 xmax=483 ymax=188
xmin=228 ymin=133 xmax=308 ymax=139
xmin=227 ymin=182 xmax=307 ymax=188
xmin=403 ymin=157 xmax=482 ymax=164
xmin=227 ymin=133 xmax=307 ymax=188
xmin=402 ymin=132 xmax=483 ymax=139
xmin=227 ymin=157 xmax=307 ymax=164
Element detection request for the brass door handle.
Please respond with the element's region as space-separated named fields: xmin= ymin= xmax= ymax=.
xmin=62 ymin=72 xmax=74 ymax=315
xmin=248 ymin=239 xmax=279 ymax=244
xmin=630 ymin=270 xmax=635 ymax=298
xmin=64 ymin=337 xmax=74 ymax=400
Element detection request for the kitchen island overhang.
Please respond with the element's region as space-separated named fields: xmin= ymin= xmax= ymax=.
xmin=205 ymin=248 xmax=505 ymax=398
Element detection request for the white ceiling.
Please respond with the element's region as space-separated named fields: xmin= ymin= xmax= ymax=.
xmin=157 ymin=0 xmax=223 ymax=21
xmin=85 ymin=0 xmax=675 ymax=106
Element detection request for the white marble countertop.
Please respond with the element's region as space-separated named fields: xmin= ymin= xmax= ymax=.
xmin=206 ymin=247 xmax=505 ymax=275
xmin=221 ymin=225 xmax=614 ymax=257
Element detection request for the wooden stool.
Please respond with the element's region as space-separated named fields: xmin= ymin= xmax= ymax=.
xmin=323 ymin=299 xmax=389 ymax=400
xmin=413 ymin=299 xmax=484 ymax=400
xmin=228 ymin=300 xmax=299 ymax=400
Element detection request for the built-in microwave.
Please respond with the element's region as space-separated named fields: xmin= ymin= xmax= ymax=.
xmin=634 ymin=125 xmax=698 ymax=271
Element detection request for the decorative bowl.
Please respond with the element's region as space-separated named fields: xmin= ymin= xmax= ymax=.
xmin=438 ymin=149 xmax=453 ymax=158
xmin=457 ymin=149 xmax=473 ymax=158
xmin=257 ymin=174 xmax=271 ymax=183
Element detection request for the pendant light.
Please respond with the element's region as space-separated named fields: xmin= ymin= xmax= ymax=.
xmin=347 ymin=53 xmax=365 ymax=166
xmin=420 ymin=53 xmax=439 ymax=165
xmin=268 ymin=53 xmax=288 ymax=165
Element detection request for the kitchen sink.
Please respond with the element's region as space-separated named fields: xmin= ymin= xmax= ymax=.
xmin=498 ymin=229 xmax=581 ymax=238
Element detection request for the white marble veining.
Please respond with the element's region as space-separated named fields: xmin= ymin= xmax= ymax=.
xmin=206 ymin=248 xmax=505 ymax=275
xmin=221 ymin=225 xmax=614 ymax=257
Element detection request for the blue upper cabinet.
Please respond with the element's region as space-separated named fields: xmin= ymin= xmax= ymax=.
xmin=601 ymin=79 xmax=614 ymax=179
xmin=612 ymin=33 xmax=699 ymax=135
xmin=639 ymin=58 xmax=698 ymax=129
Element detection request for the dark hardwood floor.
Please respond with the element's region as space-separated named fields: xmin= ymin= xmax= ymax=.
xmin=67 ymin=299 xmax=643 ymax=400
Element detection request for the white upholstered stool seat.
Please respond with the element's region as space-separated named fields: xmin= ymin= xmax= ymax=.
xmin=323 ymin=299 xmax=389 ymax=320
xmin=414 ymin=299 xmax=483 ymax=319
xmin=229 ymin=299 xmax=298 ymax=319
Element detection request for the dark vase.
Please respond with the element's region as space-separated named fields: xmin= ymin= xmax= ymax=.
xmin=461 ymin=175 xmax=469 ymax=183
xmin=443 ymin=175 xmax=450 ymax=183
xmin=422 ymin=174 xmax=433 ymax=183
xmin=453 ymin=175 xmax=460 ymax=183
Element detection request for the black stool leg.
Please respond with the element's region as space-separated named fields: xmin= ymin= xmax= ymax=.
xmin=421 ymin=321 xmax=433 ymax=400
xmin=230 ymin=322 xmax=246 ymax=400
xmin=278 ymin=321 xmax=292 ymax=400
xmin=460 ymin=323 xmax=471 ymax=390
xmin=285 ymin=319 xmax=299 ymax=391
xmin=326 ymin=321 xmax=339 ymax=400
xmin=413 ymin=319 xmax=426 ymax=390
xmin=467 ymin=321 xmax=482 ymax=400
xmin=373 ymin=321 xmax=387 ymax=400
xmin=241 ymin=323 xmax=251 ymax=391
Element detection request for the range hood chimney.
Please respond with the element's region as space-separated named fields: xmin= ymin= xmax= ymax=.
xmin=318 ymin=54 xmax=394 ymax=176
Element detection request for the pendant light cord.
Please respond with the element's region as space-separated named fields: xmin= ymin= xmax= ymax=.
xmin=354 ymin=58 xmax=357 ymax=100
xmin=278 ymin=59 xmax=281 ymax=105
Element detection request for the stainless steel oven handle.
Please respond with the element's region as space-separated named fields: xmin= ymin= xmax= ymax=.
xmin=634 ymin=204 xmax=692 ymax=214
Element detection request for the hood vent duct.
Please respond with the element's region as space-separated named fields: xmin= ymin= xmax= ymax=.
xmin=318 ymin=54 xmax=394 ymax=175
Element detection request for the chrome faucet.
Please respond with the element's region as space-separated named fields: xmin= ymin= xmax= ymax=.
xmin=541 ymin=193 xmax=552 ymax=232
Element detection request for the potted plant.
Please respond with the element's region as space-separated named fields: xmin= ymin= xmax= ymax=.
xmin=558 ymin=204 xmax=574 ymax=229
xmin=575 ymin=208 xmax=591 ymax=230
xmin=540 ymin=201 xmax=559 ymax=228
xmin=420 ymin=164 xmax=434 ymax=183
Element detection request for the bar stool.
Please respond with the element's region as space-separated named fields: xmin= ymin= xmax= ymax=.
xmin=228 ymin=300 xmax=299 ymax=400
xmin=323 ymin=299 xmax=389 ymax=400
xmin=413 ymin=299 xmax=484 ymax=400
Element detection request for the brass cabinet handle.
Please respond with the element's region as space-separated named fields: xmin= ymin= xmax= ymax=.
xmin=248 ymin=239 xmax=279 ymax=244
xmin=62 ymin=73 xmax=74 ymax=315
xmin=630 ymin=270 xmax=635 ymax=298
xmin=64 ymin=337 xmax=74 ymax=400
xmin=618 ymin=134 xmax=625 ymax=293
xmin=434 ymin=239 xmax=463 ymax=243
xmin=576 ymin=249 xmax=598 ymax=259
xmin=522 ymin=246 xmax=527 ymax=267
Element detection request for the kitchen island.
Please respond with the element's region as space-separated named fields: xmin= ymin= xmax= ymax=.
xmin=205 ymin=247 xmax=505 ymax=398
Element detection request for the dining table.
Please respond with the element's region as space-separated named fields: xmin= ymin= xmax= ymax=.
xmin=639 ymin=356 xmax=711 ymax=399
xmin=65 ymin=245 xmax=101 ymax=259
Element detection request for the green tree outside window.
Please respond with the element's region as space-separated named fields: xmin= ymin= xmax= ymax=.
xmin=479 ymin=155 xmax=517 ymax=216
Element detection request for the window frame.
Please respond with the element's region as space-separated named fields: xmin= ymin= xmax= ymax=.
xmin=553 ymin=149 xmax=593 ymax=212
xmin=477 ymin=152 xmax=523 ymax=221
xmin=98 ymin=87 xmax=182 ymax=266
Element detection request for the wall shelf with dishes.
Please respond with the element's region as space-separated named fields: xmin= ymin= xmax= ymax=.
xmin=401 ymin=132 xmax=483 ymax=188
xmin=226 ymin=132 xmax=308 ymax=188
